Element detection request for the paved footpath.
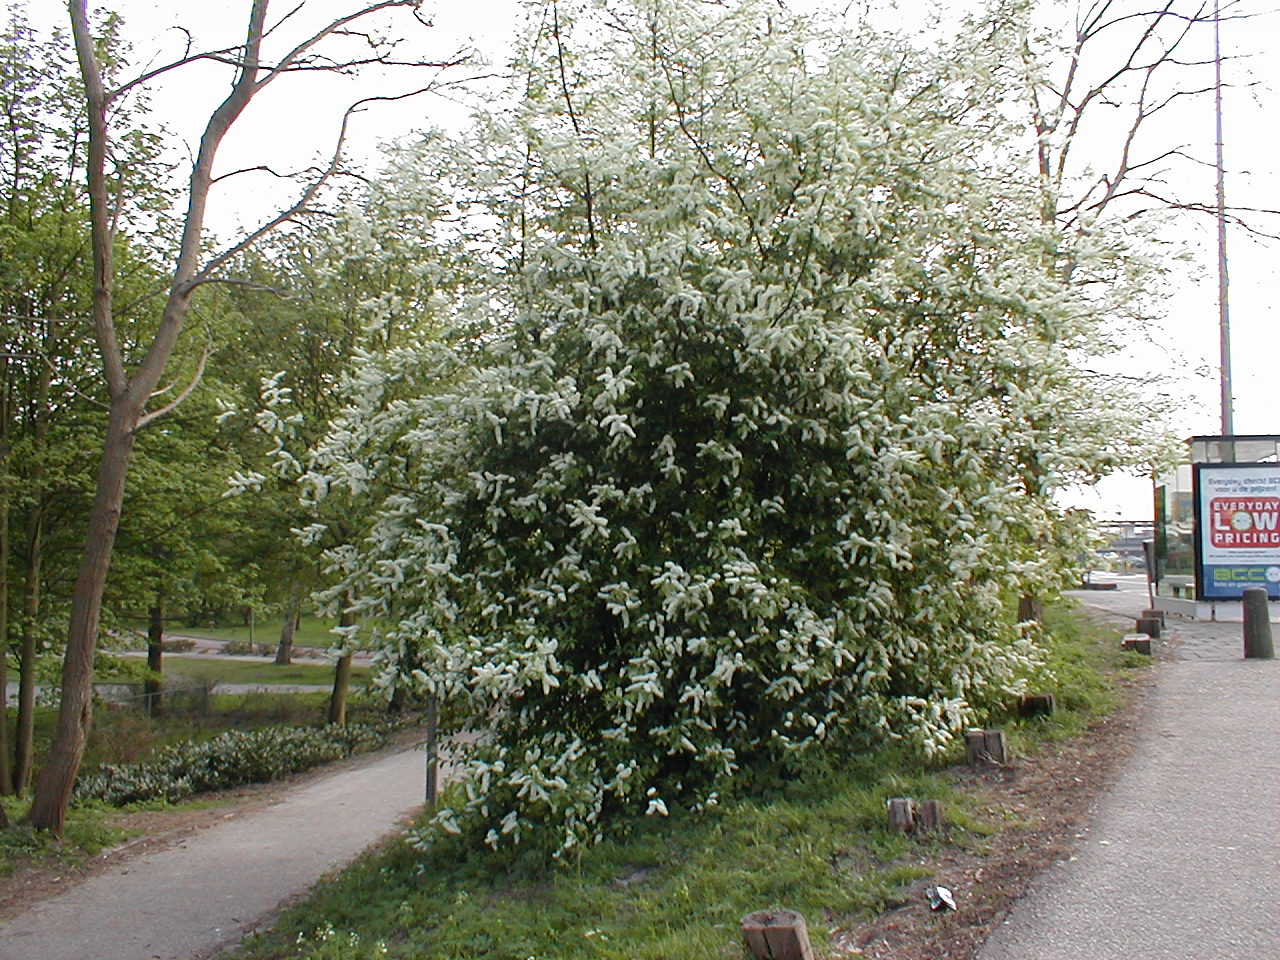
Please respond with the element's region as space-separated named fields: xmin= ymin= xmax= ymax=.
xmin=981 ymin=579 xmax=1280 ymax=960
xmin=0 ymin=742 xmax=430 ymax=960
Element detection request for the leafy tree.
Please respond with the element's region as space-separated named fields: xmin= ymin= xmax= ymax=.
xmin=307 ymin=0 xmax=1169 ymax=854
xmin=0 ymin=5 xmax=163 ymax=794
xmin=28 ymin=0 xmax=449 ymax=835
xmin=215 ymin=170 xmax=456 ymax=718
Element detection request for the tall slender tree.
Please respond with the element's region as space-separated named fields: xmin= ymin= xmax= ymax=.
xmin=28 ymin=0 xmax=453 ymax=834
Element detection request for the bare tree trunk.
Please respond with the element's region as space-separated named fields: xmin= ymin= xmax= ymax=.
xmin=0 ymin=445 xmax=11 ymax=797
xmin=27 ymin=0 xmax=435 ymax=835
xmin=145 ymin=600 xmax=164 ymax=717
xmin=27 ymin=407 xmax=137 ymax=833
xmin=11 ymin=321 xmax=51 ymax=795
xmin=327 ymin=601 xmax=356 ymax=726
xmin=328 ymin=653 xmax=353 ymax=726
xmin=13 ymin=501 xmax=43 ymax=795
xmin=0 ymin=359 xmax=12 ymax=795
xmin=424 ymin=693 xmax=439 ymax=807
xmin=1017 ymin=594 xmax=1044 ymax=624
xmin=274 ymin=580 xmax=303 ymax=665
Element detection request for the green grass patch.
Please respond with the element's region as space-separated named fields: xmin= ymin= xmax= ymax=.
xmin=0 ymin=796 xmax=133 ymax=878
xmin=162 ymin=657 xmax=369 ymax=688
xmin=235 ymin=751 xmax=952 ymax=960
xmin=159 ymin=616 xmax=350 ymax=649
xmin=998 ymin=600 xmax=1146 ymax=755
xmin=226 ymin=604 xmax=1145 ymax=960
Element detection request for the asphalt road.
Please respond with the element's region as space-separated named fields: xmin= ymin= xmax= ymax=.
xmin=980 ymin=582 xmax=1280 ymax=960
xmin=0 ymin=742 xmax=432 ymax=960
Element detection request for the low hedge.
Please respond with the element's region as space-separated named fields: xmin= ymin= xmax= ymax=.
xmin=74 ymin=720 xmax=400 ymax=807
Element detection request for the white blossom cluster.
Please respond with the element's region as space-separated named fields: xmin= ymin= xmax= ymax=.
xmin=304 ymin=0 xmax=1164 ymax=855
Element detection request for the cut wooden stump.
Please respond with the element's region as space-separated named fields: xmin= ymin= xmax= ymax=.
xmin=1121 ymin=634 xmax=1152 ymax=655
xmin=1019 ymin=693 xmax=1056 ymax=718
xmin=1135 ymin=616 xmax=1161 ymax=639
xmin=742 ymin=909 xmax=815 ymax=960
xmin=917 ymin=799 xmax=945 ymax=832
xmin=886 ymin=797 xmax=914 ymax=833
xmin=1141 ymin=608 xmax=1165 ymax=625
xmin=965 ymin=728 xmax=1008 ymax=766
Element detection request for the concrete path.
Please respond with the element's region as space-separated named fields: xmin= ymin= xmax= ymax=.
xmin=0 ymin=743 xmax=430 ymax=960
xmin=980 ymin=577 xmax=1280 ymax=960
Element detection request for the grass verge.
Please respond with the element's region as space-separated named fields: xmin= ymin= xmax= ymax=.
xmin=0 ymin=798 xmax=133 ymax=879
xmin=155 ymin=616 xmax=347 ymax=648
xmin=162 ymin=657 xmax=370 ymax=688
xmin=227 ymin=602 xmax=1144 ymax=960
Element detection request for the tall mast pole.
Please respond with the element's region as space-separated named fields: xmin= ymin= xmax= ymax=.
xmin=1214 ymin=0 xmax=1234 ymax=437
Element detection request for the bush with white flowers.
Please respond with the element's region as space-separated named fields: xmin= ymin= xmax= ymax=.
xmin=305 ymin=0 xmax=1164 ymax=854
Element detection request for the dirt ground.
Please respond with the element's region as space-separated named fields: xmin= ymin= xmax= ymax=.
xmin=836 ymin=649 xmax=1154 ymax=958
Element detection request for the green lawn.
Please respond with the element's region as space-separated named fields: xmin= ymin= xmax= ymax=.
xmin=163 ymin=657 xmax=370 ymax=688
xmin=162 ymin=616 xmax=354 ymax=649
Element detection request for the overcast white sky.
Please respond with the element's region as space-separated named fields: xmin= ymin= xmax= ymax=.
xmin=30 ymin=0 xmax=1280 ymax=517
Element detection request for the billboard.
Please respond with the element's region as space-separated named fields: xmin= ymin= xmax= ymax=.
xmin=1194 ymin=462 xmax=1280 ymax=599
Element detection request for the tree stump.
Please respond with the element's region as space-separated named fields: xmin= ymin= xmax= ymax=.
xmin=1135 ymin=616 xmax=1161 ymax=639
xmin=886 ymin=797 xmax=915 ymax=833
xmin=1019 ymin=693 xmax=1056 ymax=718
xmin=1140 ymin=608 xmax=1165 ymax=625
xmin=918 ymin=799 xmax=945 ymax=832
xmin=742 ymin=909 xmax=815 ymax=960
xmin=965 ymin=729 xmax=1008 ymax=765
xmin=1242 ymin=587 xmax=1275 ymax=660
xmin=1121 ymin=634 xmax=1152 ymax=655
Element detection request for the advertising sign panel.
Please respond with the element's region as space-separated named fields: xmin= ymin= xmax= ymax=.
xmin=1194 ymin=463 xmax=1280 ymax=599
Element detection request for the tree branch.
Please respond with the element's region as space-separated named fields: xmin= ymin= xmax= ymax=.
xmin=137 ymin=341 xmax=212 ymax=429
xmin=192 ymin=77 xmax=459 ymax=283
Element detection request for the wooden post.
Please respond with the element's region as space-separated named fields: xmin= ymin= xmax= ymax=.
xmin=1141 ymin=608 xmax=1165 ymax=625
xmin=1121 ymin=634 xmax=1152 ymax=655
xmin=424 ymin=693 xmax=440 ymax=806
xmin=742 ymin=910 xmax=815 ymax=960
xmin=1019 ymin=693 xmax=1056 ymax=718
xmin=1135 ymin=616 xmax=1161 ymax=639
xmin=964 ymin=730 xmax=985 ymax=765
xmin=965 ymin=729 xmax=1008 ymax=765
xmin=1242 ymin=587 xmax=1275 ymax=659
xmin=887 ymin=797 xmax=914 ymax=832
xmin=918 ymin=800 xmax=945 ymax=832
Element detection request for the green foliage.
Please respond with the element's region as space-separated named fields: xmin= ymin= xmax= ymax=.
xmin=302 ymin=0 xmax=1171 ymax=855
xmin=288 ymin=926 xmax=389 ymax=960
xmin=72 ymin=720 xmax=400 ymax=807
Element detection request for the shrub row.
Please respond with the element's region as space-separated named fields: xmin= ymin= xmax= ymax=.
xmin=74 ymin=720 xmax=400 ymax=807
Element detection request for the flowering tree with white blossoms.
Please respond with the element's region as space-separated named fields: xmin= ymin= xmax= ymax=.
xmin=306 ymin=0 xmax=1164 ymax=854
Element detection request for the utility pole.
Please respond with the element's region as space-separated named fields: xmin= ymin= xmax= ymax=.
xmin=1214 ymin=0 xmax=1233 ymax=437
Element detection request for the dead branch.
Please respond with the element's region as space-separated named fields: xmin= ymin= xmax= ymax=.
xmin=137 ymin=340 xmax=212 ymax=428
